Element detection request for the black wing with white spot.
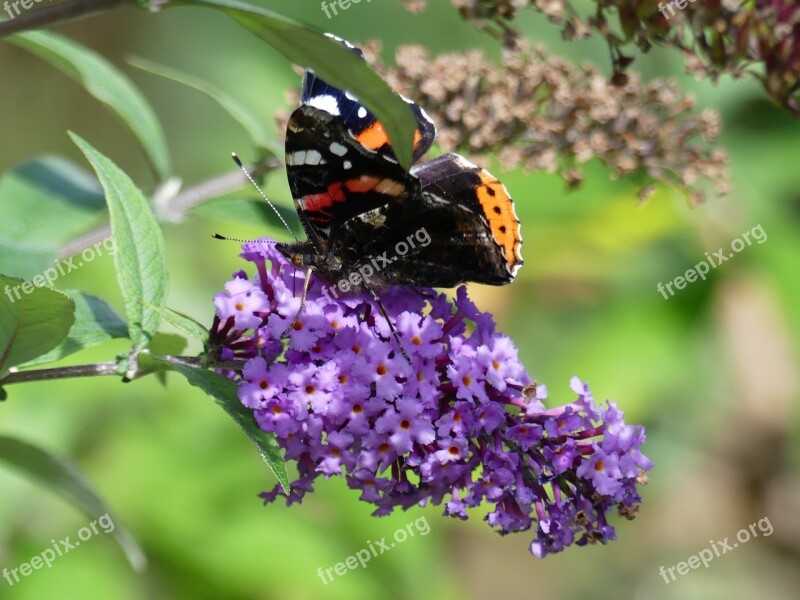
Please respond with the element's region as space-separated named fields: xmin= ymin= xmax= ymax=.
xmin=301 ymin=34 xmax=436 ymax=164
xmin=285 ymin=104 xmax=418 ymax=251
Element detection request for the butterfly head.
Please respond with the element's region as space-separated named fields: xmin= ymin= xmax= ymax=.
xmin=275 ymin=241 xmax=345 ymax=284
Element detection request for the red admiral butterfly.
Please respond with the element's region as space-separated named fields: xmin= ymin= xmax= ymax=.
xmin=275 ymin=35 xmax=523 ymax=291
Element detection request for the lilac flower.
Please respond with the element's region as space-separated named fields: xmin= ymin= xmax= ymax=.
xmin=211 ymin=239 xmax=653 ymax=557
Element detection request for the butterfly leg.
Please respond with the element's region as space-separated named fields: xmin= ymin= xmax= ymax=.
xmin=368 ymin=287 xmax=412 ymax=364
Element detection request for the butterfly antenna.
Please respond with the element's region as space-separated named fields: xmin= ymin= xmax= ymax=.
xmin=231 ymin=152 xmax=299 ymax=243
xmin=212 ymin=234 xmax=277 ymax=243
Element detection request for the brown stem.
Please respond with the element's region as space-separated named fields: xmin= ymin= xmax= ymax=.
xmin=164 ymin=157 xmax=280 ymax=218
xmin=0 ymin=355 xmax=202 ymax=386
xmin=0 ymin=362 xmax=119 ymax=384
xmin=60 ymin=224 xmax=111 ymax=258
xmin=0 ymin=0 xmax=130 ymax=39
xmin=167 ymin=156 xmax=281 ymax=216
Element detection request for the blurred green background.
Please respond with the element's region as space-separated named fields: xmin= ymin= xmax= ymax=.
xmin=1 ymin=1 xmax=799 ymax=599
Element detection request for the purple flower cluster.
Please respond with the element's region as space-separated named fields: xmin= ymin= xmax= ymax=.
xmin=211 ymin=239 xmax=652 ymax=557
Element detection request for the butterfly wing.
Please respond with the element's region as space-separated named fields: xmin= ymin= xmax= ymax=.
xmin=285 ymin=104 xmax=419 ymax=254
xmin=301 ymin=34 xmax=436 ymax=164
xmin=330 ymin=154 xmax=523 ymax=288
xmin=412 ymin=153 xmax=523 ymax=284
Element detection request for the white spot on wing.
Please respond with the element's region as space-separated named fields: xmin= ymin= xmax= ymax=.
xmin=357 ymin=107 xmax=368 ymax=119
xmin=306 ymin=94 xmax=340 ymax=116
xmin=418 ymin=106 xmax=434 ymax=127
xmin=325 ymin=33 xmax=355 ymax=49
xmin=329 ymin=142 xmax=348 ymax=157
xmin=288 ymin=150 xmax=327 ymax=166
xmin=343 ymin=161 xmax=353 ymax=170
xmin=345 ymin=91 xmax=358 ymax=101
xmin=305 ymin=150 xmax=324 ymax=166
xmin=358 ymin=208 xmax=387 ymax=227
xmin=288 ymin=151 xmax=306 ymax=166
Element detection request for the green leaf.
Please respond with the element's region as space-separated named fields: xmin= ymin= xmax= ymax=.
xmin=0 ymin=156 xmax=106 ymax=250
xmin=141 ymin=302 xmax=209 ymax=343
xmin=0 ymin=435 xmax=146 ymax=572
xmin=192 ymin=196 xmax=301 ymax=237
xmin=11 ymin=31 xmax=171 ymax=181
xmin=166 ymin=363 xmax=289 ymax=492
xmin=150 ymin=333 xmax=188 ymax=353
xmin=0 ymin=156 xmax=108 ymax=279
xmin=70 ymin=133 xmax=168 ymax=351
xmin=0 ymin=244 xmax=57 ymax=281
xmin=175 ymin=0 xmax=418 ymax=169
xmin=138 ymin=334 xmax=189 ymax=384
xmin=0 ymin=275 xmax=75 ymax=376
xmin=19 ymin=292 xmax=128 ymax=368
xmin=128 ymin=56 xmax=280 ymax=155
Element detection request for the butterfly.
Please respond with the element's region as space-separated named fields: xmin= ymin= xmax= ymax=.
xmin=275 ymin=35 xmax=523 ymax=297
